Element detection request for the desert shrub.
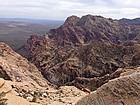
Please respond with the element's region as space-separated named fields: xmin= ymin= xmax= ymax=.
xmin=90 ymin=86 xmax=97 ymax=91
xmin=0 ymin=92 xmax=7 ymax=105
xmin=32 ymin=95 xmax=37 ymax=102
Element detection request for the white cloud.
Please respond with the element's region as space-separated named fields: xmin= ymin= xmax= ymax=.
xmin=0 ymin=0 xmax=139 ymax=20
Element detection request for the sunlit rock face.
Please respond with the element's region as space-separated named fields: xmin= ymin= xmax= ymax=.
xmin=0 ymin=42 xmax=48 ymax=87
xmin=76 ymin=67 xmax=140 ymax=105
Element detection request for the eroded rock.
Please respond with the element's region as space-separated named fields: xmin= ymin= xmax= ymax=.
xmin=76 ymin=67 xmax=140 ymax=105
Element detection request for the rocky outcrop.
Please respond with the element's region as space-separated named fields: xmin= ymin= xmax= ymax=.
xmin=42 ymin=42 xmax=140 ymax=88
xmin=18 ymin=39 xmax=140 ymax=90
xmin=0 ymin=42 xmax=48 ymax=87
xmin=69 ymin=68 xmax=124 ymax=90
xmin=63 ymin=15 xmax=80 ymax=26
xmin=45 ymin=15 xmax=140 ymax=46
xmin=75 ymin=67 xmax=140 ymax=105
xmin=19 ymin=15 xmax=140 ymax=54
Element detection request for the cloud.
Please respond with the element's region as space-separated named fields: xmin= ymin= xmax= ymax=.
xmin=0 ymin=0 xmax=139 ymax=20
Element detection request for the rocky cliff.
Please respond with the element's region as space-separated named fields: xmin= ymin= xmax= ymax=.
xmin=46 ymin=15 xmax=140 ymax=45
xmin=18 ymin=38 xmax=140 ymax=90
xmin=75 ymin=67 xmax=140 ymax=105
xmin=0 ymin=42 xmax=48 ymax=87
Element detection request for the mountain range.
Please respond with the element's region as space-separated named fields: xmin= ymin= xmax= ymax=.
xmin=17 ymin=14 xmax=140 ymax=89
xmin=0 ymin=18 xmax=63 ymax=25
xmin=0 ymin=15 xmax=140 ymax=105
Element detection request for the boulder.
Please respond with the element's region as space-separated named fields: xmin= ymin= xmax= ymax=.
xmin=75 ymin=67 xmax=140 ymax=105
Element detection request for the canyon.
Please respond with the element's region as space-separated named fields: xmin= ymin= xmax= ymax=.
xmin=0 ymin=14 xmax=140 ymax=105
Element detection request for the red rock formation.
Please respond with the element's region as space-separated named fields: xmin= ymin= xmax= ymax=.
xmin=45 ymin=15 xmax=140 ymax=46
xmin=17 ymin=14 xmax=140 ymax=90
xmin=63 ymin=15 xmax=80 ymax=26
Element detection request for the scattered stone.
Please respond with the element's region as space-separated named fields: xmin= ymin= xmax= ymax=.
xmin=26 ymin=96 xmax=34 ymax=102
xmin=42 ymin=93 xmax=48 ymax=98
xmin=81 ymin=88 xmax=91 ymax=94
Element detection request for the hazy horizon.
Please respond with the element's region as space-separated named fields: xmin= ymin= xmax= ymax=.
xmin=0 ymin=0 xmax=140 ymax=20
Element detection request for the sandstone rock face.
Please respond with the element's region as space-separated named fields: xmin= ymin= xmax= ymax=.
xmin=75 ymin=67 xmax=140 ymax=105
xmin=63 ymin=15 xmax=80 ymax=26
xmin=46 ymin=15 xmax=140 ymax=46
xmin=18 ymin=15 xmax=140 ymax=55
xmin=0 ymin=42 xmax=48 ymax=87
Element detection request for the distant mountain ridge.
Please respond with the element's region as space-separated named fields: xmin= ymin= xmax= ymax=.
xmin=119 ymin=18 xmax=140 ymax=25
xmin=0 ymin=18 xmax=63 ymax=25
xmin=44 ymin=15 xmax=140 ymax=46
xmin=0 ymin=18 xmax=63 ymax=50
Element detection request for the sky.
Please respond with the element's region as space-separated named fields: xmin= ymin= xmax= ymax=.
xmin=0 ymin=0 xmax=140 ymax=20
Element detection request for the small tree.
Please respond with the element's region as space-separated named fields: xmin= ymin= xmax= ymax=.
xmin=0 ymin=92 xmax=7 ymax=105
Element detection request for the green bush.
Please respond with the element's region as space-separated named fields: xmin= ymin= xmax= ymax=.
xmin=90 ymin=86 xmax=97 ymax=91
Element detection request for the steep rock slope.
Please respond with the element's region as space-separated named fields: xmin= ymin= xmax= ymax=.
xmin=75 ymin=67 xmax=140 ymax=105
xmin=0 ymin=42 xmax=48 ymax=87
xmin=46 ymin=15 xmax=140 ymax=45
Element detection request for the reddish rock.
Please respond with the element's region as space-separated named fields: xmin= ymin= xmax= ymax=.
xmin=63 ymin=15 xmax=80 ymax=26
xmin=17 ymin=14 xmax=140 ymax=90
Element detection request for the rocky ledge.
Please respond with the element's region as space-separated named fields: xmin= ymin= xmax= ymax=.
xmin=76 ymin=67 xmax=140 ymax=105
